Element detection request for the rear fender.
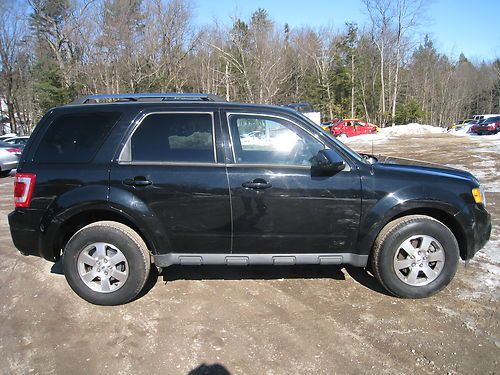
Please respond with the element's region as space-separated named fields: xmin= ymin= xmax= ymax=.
xmin=39 ymin=185 xmax=169 ymax=260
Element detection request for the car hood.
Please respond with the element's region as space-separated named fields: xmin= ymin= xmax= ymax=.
xmin=375 ymin=155 xmax=477 ymax=183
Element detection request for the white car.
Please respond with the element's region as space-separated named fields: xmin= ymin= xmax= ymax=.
xmin=0 ymin=140 xmax=20 ymax=176
xmin=4 ymin=136 xmax=30 ymax=147
xmin=0 ymin=133 xmax=17 ymax=141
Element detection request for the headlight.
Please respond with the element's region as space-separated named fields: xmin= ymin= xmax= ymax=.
xmin=472 ymin=187 xmax=486 ymax=206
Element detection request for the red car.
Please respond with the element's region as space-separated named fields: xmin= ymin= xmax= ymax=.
xmin=471 ymin=116 xmax=500 ymax=135
xmin=329 ymin=119 xmax=379 ymax=138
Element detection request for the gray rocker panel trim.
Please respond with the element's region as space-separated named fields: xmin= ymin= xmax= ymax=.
xmin=153 ymin=253 xmax=368 ymax=267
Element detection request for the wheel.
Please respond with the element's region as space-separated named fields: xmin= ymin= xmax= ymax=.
xmin=0 ymin=169 xmax=11 ymax=177
xmin=371 ymin=215 xmax=459 ymax=298
xmin=62 ymin=221 xmax=151 ymax=305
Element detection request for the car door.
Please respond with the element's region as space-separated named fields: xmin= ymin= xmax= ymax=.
xmin=354 ymin=121 xmax=368 ymax=135
xmin=109 ymin=110 xmax=231 ymax=254
xmin=223 ymin=111 xmax=362 ymax=254
xmin=344 ymin=121 xmax=356 ymax=137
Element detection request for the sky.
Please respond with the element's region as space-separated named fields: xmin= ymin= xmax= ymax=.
xmin=193 ymin=0 xmax=500 ymax=62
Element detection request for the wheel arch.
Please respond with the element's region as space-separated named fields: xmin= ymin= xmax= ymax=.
xmin=50 ymin=208 xmax=158 ymax=261
xmin=372 ymin=207 xmax=468 ymax=261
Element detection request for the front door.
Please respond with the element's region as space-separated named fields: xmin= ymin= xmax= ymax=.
xmin=109 ymin=111 xmax=231 ymax=254
xmin=224 ymin=113 xmax=362 ymax=254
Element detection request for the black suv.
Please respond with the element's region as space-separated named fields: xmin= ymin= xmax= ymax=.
xmin=9 ymin=93 xmax=491 ymax=305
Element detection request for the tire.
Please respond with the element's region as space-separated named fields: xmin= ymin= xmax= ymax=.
xmin=371 ymin=215 xmax=459 ymax=298
xmin=0 ymin=169 xmax=11 ymax=177
xmin=62 ymin=221 xmax=151 ymax=305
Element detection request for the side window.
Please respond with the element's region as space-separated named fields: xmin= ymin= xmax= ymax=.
xmin=229 ymin=115 xmax=324 ymax=165
xmin=35 ymin=112 xmax=121 ymax=163
xmin=131 ymin=113 xmax=214 ymax=163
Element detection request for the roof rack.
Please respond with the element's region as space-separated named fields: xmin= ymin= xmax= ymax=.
xmin=70 ymin=93 xmax=226 ymax=105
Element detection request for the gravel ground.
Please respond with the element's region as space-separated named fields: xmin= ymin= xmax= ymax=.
xmin=0 ymin=133 xmax=498 ymax=374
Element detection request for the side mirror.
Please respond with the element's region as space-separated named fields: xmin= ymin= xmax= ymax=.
xmin=311 ymin=149 xmax=346 ymax=177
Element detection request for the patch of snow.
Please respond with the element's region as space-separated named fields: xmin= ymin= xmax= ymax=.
xmin=342 ymin=133 xmax=387 ymax=144
xmin=379 ymin=123 xmax=445 ymax=136
xmin=340 ymin=123 xmax=445 ymax=144
xmin=448 ymin=124 xmax=474 ymax=136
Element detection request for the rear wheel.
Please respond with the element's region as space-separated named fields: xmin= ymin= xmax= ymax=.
xmin=371 ymin=215 xmax=459 ymax=298
xmin=0 ymin=169 xmax=11 ymax=177
xmin=62 ymin=221 xmax=151 ymax=305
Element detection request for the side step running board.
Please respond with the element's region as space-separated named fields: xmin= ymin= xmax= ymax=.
xmin=153 ymin=253 xmax=368 ymax=267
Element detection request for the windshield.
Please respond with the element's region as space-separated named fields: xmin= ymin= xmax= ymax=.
xmin=295 ymin=112 xmax=365 ymax=162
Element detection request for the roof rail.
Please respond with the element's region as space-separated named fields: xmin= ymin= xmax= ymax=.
xmin=69 ymin=93 xmax=226 ymax=105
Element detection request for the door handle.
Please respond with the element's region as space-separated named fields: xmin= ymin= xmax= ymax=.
xmin=123 ymin=177 xmax=152 ymax=187
xmin=242 ymin=178 xmax=272 ymax=190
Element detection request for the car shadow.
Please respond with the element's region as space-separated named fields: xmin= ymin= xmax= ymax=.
xmin=343 ymin=265 xmax=392 ymax=296
xmin=51 ymin=259 xmax=390 ymax=298
xmin=160 ymin=264 xmax=346 ymax=283
xmin=162 ymin=264 xmax=391 ymax=296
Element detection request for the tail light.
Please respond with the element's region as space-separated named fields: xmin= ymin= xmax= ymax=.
xmin=6 ymin=148 xmax=22 ymax=154
xmin=14 ymin=173 xmax=36 ymax=208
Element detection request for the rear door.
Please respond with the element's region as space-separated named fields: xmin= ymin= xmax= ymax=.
xmin=109 ymin=110 xmax=231 ymax=254
xmin=223 ymin=111 xmax=362 ymax=254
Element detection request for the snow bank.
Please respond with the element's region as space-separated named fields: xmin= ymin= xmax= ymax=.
xmin=379 ymin=123 xmax=445 ymax=136
xmin=342 ymin=123 xmax=445 ymax=144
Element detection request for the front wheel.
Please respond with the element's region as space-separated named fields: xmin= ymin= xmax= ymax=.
xmin=62 ymin=221 xmax=151 ymax=305
xmin=371 ymin=215 xmax=459 ymax=298
xmin=0 ymin=169 xmax=11 ymax=177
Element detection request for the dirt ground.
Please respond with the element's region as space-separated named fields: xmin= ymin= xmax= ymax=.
xmin=0 ymin=133 xmax=498 ymax=375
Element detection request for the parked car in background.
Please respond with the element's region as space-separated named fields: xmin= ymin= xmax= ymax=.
xmin=330 ymin=119 xmax=379 ymax=138
xmin=0 ymin=140 xmax=21 ymax=176
xmin=4 ymin=136 xmax=30 ymax=149
xmin=447 ymin=119 xmax=476 ymax=134
xmin=320 ymin=122 xmax=332 ymax=132
xmin=447 ymin=119 xmax=473 ymax=131
xmin=471 ymin=116 xmax=500 ymax=135
xmin=472 ymin=114 xmax=500 ymax=122
xmin=0 ymin=133 xmax=17 ymax=141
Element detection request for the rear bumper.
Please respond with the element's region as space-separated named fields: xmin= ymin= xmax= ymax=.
xmin=0 ymin=159 xmax=17 ymax=171
xmin=8 ymin=209 xmax=52 ymax=260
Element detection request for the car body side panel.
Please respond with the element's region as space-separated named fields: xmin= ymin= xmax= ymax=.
xmin=0 ymin=148 xmax=18 ymax=171
xmin=355 ymin=162 xmax=488 ymax=258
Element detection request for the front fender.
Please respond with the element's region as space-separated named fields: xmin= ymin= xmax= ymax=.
xmin=357 ymin=184 xmax=471 ymax=255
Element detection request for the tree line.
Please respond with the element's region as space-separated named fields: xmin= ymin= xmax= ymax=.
xmin=0 ymin=0 xmax=499 ymax=135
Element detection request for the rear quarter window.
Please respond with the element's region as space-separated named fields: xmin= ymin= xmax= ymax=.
xmin=34 ymin=112 xmax=121 ymax=163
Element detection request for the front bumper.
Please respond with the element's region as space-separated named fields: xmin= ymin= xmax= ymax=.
xmin=473 ymin=128 xmax=497 ymax=135
xmin=464 ymin=204 xmax=491 ymax=260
